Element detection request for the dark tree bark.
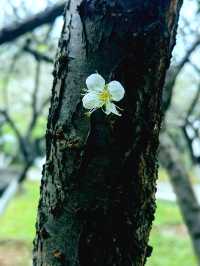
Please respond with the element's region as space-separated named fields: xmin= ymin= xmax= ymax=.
xmin=159 ymin=134 xmax=200 ymax=263
xmin=33 ymin=0 xmax=183 ymax=265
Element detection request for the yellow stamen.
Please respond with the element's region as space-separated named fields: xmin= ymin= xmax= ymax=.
xmin=99 ymin=88 xmax=111 ymax=102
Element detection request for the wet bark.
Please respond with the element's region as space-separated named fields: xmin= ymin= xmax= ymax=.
xmin=159 ymin=134 xmax=200 ymax=264
xmin=33 ymin=0 xmax=183 ymax=265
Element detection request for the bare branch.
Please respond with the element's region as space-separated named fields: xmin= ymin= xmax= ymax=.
xmin=26 ymin=62 xmax=41 ymax=138
xmin=175 ymin=37 xmax=200 ymax=76
xmin=0 ymin=2 xmax=65 ymax=45
xmin=0 ymin=161 xmax=33 ymax=215
xmin=180 ymin=84 xmax=200 ymax=164
xmin=23 ymin=45 xmax=54 ymax=63
xmin=0 ymin=109 xmax=30 ymax=160
xmin=0 ymin=109 xmax=22 ymax=141
xmin=189 ymin=60 xmax=200 ymax=75
xmin=1 ymin=50 xmax=23 ymax=110
xmin=185 ymin=85 xmax=200 ymax=121
xmin=163 ymin=36 xmax=200 ymax=111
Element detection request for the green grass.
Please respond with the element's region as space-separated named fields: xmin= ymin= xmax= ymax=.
xmin=147 ymin=201 xmax=197 ymax=266
xmin=153 ymin=201 xmax=183 ymax=226
xmin=0 ymin=181 xmax=197 ymax=265
xmin=0 ymin=181 xmax=40 ymax=243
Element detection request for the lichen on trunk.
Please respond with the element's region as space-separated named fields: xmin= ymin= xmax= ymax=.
xmin=33 ymin=0 xmax=183 ymax=265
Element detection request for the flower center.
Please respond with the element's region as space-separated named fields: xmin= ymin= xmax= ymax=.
xmin=99 ymin=88 xmax=111 ymax=103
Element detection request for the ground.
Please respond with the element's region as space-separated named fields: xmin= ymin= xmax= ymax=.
xmin=0 ymin=181 xmax=197 ymax=266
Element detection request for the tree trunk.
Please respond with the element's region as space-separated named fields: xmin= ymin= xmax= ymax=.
xmin=33 ymin=0 xmax=183 ymax=265
xmin=159 ymin=134 xmax=200 ymax=264
xmin=161 ymin=32 xmax=200 ymax=262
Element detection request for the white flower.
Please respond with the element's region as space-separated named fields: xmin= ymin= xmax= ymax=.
xmin=82 ymin=73 xmax=125 ymax=116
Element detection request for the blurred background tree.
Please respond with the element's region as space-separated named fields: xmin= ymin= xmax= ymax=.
xmin=0 ymin=0 xmax=62 ymax=212
xmin=0 ymin=0 xmax=200 ymax=265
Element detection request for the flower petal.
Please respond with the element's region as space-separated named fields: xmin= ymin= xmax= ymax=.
xmin=105 ymin=101 xmax=121 ymax=116
xmin=107 ymin=81 xmax=125 ymax=101
xmin=86 ymin=73 xmax=105 ymax=92
xmin=82 ymin=92 xmax=103 ymax=110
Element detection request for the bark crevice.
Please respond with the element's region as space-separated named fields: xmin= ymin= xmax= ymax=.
xmin=33 ymin=1 xmax=183 ymax=265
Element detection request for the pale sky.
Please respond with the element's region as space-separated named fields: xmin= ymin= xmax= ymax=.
xmin=0 ymin=0 xmax=53 ymax=27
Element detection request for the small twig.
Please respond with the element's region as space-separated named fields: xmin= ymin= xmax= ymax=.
xmin=23 ymin=45 xmax=54 ymax=63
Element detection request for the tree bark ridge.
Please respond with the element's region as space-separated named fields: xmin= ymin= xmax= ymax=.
xmin=33 ymin=0 xmax=183 ymax=265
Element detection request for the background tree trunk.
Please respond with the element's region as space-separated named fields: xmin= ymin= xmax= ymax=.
xmin=159 ymin=134 xmax=200 ymax=264
xmin=161 ymin=40 xmax=200 ymax=262
xmin=33 ymin=0 xmax=183 ymax=265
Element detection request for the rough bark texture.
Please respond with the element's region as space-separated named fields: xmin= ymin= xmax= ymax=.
xmin=159 ymin=134 xmax=200 ymax=263
xmin=33 ymin=0 xmax=183 ymax=265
